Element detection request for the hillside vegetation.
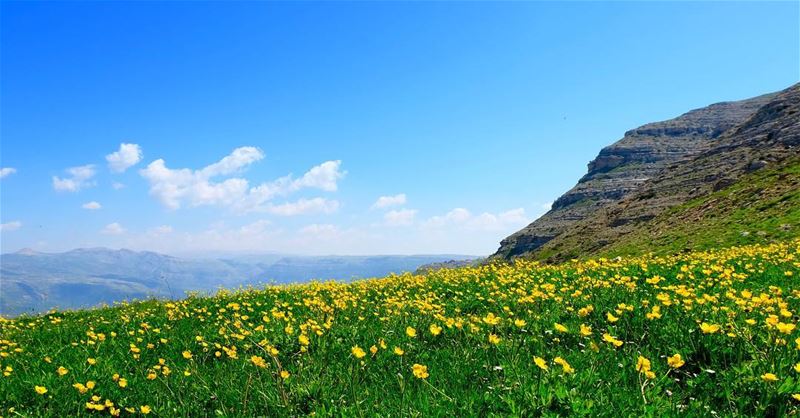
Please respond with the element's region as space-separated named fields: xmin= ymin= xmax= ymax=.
xmin=535 ymin=157 xmax=800 ymax=262
xmin=2 ymin=240 xmax=800 ymax=416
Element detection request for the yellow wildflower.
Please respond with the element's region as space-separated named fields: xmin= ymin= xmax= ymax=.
xmin=534 ymin=356 xmax=548 ymax=370
xmin=667 ymin=354 xmax=685 ymax=369
xmin=351 ymin=345 xmax=366 ymax=359
xmin=411 ymin=363 xmax=429 ymax=379
xmin=761 ymin=373 xmax=778 ymax=382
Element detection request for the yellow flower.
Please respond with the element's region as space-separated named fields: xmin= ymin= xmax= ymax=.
xmin=793 ymin=394 xmax=800 ymax=401
xmin=580 ymin=324 xmax=592 ymax=336
xmin=482 ymin=313 xmax=501 ymax=326
xmin=533 ymin=356 xmax=548 ymax=370
xmin=35 ymin=385 xmax=48 ymax=395
xmin=370 ymin=345 xmax=378 ymax=355
xmin=602 ymin=333 xmax=623 ymax=347
xmin=488 ymin=334 xmax=501 ymax=345
xmin=87 ymin=358 xmax=97 ymax=365
xmin=118 ymin=378 xmax=128 ymax=388
xmin=73 ymin=383 xmax=88 ymax=394
xmin=147 ymin=371 xmax=157 ymax=380
xmin=777 ymin=322 xmax=796 ymax=335
xmin=182 ymin=350 xmax=193 ymax=359
xmin=298 ymin=334 xmax=310 ymax=346
xmin=667 ymin=354 xmax=685 ymax=369
xmin=86 ymin=381 xmax=96 ymax=390
xmin=700 ymin=322 xmax=720 ymax=334
xmin=351 ymin=345 xmax=366 ymax=359
xmin=411 ymin=363 xmax=429 ymax=379
xmin=761 ymin=373 xmax=778 ymax=382
xmin=646 ymin=306 xmax=662 ymax=320
xmin=280 ymin=370 xmax=290 ymax=379
xmin=554 ymin=323 xmax=568 ymax=333
xmin=636 ymin=356 xmax=656 ymax=379
xmin=429 ymin=324 xmax=442 ymax=336
xmin=405 ymin=327 xmax=417 ymax=338
xmin=140 ymin=405 xmax=152 ymax=414
xmin=514 ymin=319 xmax=527 ymax=327
xmin=56 ymin=366 xmax=69 ymax=376
xmin=636 ymin=356 xmax=651 ymax=373
xmin=393 ymin=346 xmax=405 ymax=356
xmin=794 ymin=362 xmax=800 ymax=373
xmin=553 ymin=357 xmax=574 ymax=374
xmin=606 ymin=312 xmax=619 ymax=323
xmin=250 ymin=355 xmax=267 ymax=368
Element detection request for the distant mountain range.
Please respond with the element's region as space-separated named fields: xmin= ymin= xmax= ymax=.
xmin=0 ymin=248 xmax=475 ymax=316
xmin=495 ymin=83 xmax=799 ymax=261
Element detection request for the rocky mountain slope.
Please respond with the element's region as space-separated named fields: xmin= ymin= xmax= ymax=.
xmin=495 ymin=84 xmax=799 ymax=261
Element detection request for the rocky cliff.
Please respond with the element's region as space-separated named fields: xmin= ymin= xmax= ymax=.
xmin=495 ymin=85 xmax=797 ymax=261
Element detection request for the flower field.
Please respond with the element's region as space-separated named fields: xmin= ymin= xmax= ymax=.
xmin=2 ymin=240 xmax=800 ymax=416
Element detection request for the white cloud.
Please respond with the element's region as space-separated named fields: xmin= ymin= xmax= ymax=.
xmin=299 ymin=223 xmax=339 ymax=238
xmin=148 ymin=225 xmax=173 ymax=235
xmin=101 ymin=222 xmax=126 ymax=235
xmin=0 ymin=221 xmax=22 ymax=231
xmin=112 ymin=182 xmax=126 ymax=190
xmin=106 ymin=143 xmax=143 ymax=173
xmin=372 ymin=193 xmax=407 ymax=209
xmin=139 ymin=147 xmax=345 ymax=213
xmin=292 ymin=160 xmax=346 ymax=191
xmin=82 ymin=201 xmax=102 ymax=210
xmin=384 ymin=208 xmax=418 ymax=226
xmin=423 ymin=208 xmax=471 ymax=228
xmin=0 ymin=167 xmax=16 ymax=179
xmin=238 ymin=220 xmax=271 ymax=235
xmin=423 ymin=207 xmax=529 ymax=232
xmin=265 ymin=198 xmax=340 ymax=216
xmin=53 ymin=164 xmax=96 ymax=192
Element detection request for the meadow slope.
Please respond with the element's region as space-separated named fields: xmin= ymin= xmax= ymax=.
xmin=2 ymin=240 xmax=800 ymax=416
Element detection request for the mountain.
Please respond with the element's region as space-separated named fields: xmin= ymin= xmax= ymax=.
xmin=0 ymin=248 xmax=473 ymax=316
xmin=495 ymin=83 xmax=799 ymax=261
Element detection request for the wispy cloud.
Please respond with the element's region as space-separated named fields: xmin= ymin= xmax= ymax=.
xmin=423 ymin=208 xmax=529 ymax=232
xmin=0 ymin=167 xmax=16 ymax=179
xmin=0 ymin=221 xmax=22 ymax=231
xmin=53 ymin=164 xmax=97 ymax=192
xmin=372 ymin=193 xmax=407 ymax=209
xmin=384 ymin=208 xmax=418 ymax=226
xmin=82 ymin=201 xmax=102 ymax=210
xmin=100 ymin=222 xmax=126 ymax=235
xmin=265 ymin=197 xmax=340 ymax=216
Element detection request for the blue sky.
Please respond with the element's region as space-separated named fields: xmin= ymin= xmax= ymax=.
xmin=1 ymin=1 xmax=798 ymax=256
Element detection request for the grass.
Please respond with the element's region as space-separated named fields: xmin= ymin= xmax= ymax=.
xmin=532 ymin=158 xmax=800 ymax=263
xmin=2 ymin=239 xmax=800 ymax=416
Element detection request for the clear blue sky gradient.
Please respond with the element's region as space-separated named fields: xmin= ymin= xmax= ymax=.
xmin=1 ymin=1 xmax=798 ymax=255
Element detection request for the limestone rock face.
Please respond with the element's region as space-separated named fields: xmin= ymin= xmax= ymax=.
xmin=494 ymin=87 xmax=792 ymax=260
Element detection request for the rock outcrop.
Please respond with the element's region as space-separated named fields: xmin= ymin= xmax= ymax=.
xmin=494 ymin=86 xmax=795 ymax=260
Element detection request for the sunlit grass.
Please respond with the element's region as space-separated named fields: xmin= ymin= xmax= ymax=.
xmin=2 ymin=239 xmax=800 ymax=416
